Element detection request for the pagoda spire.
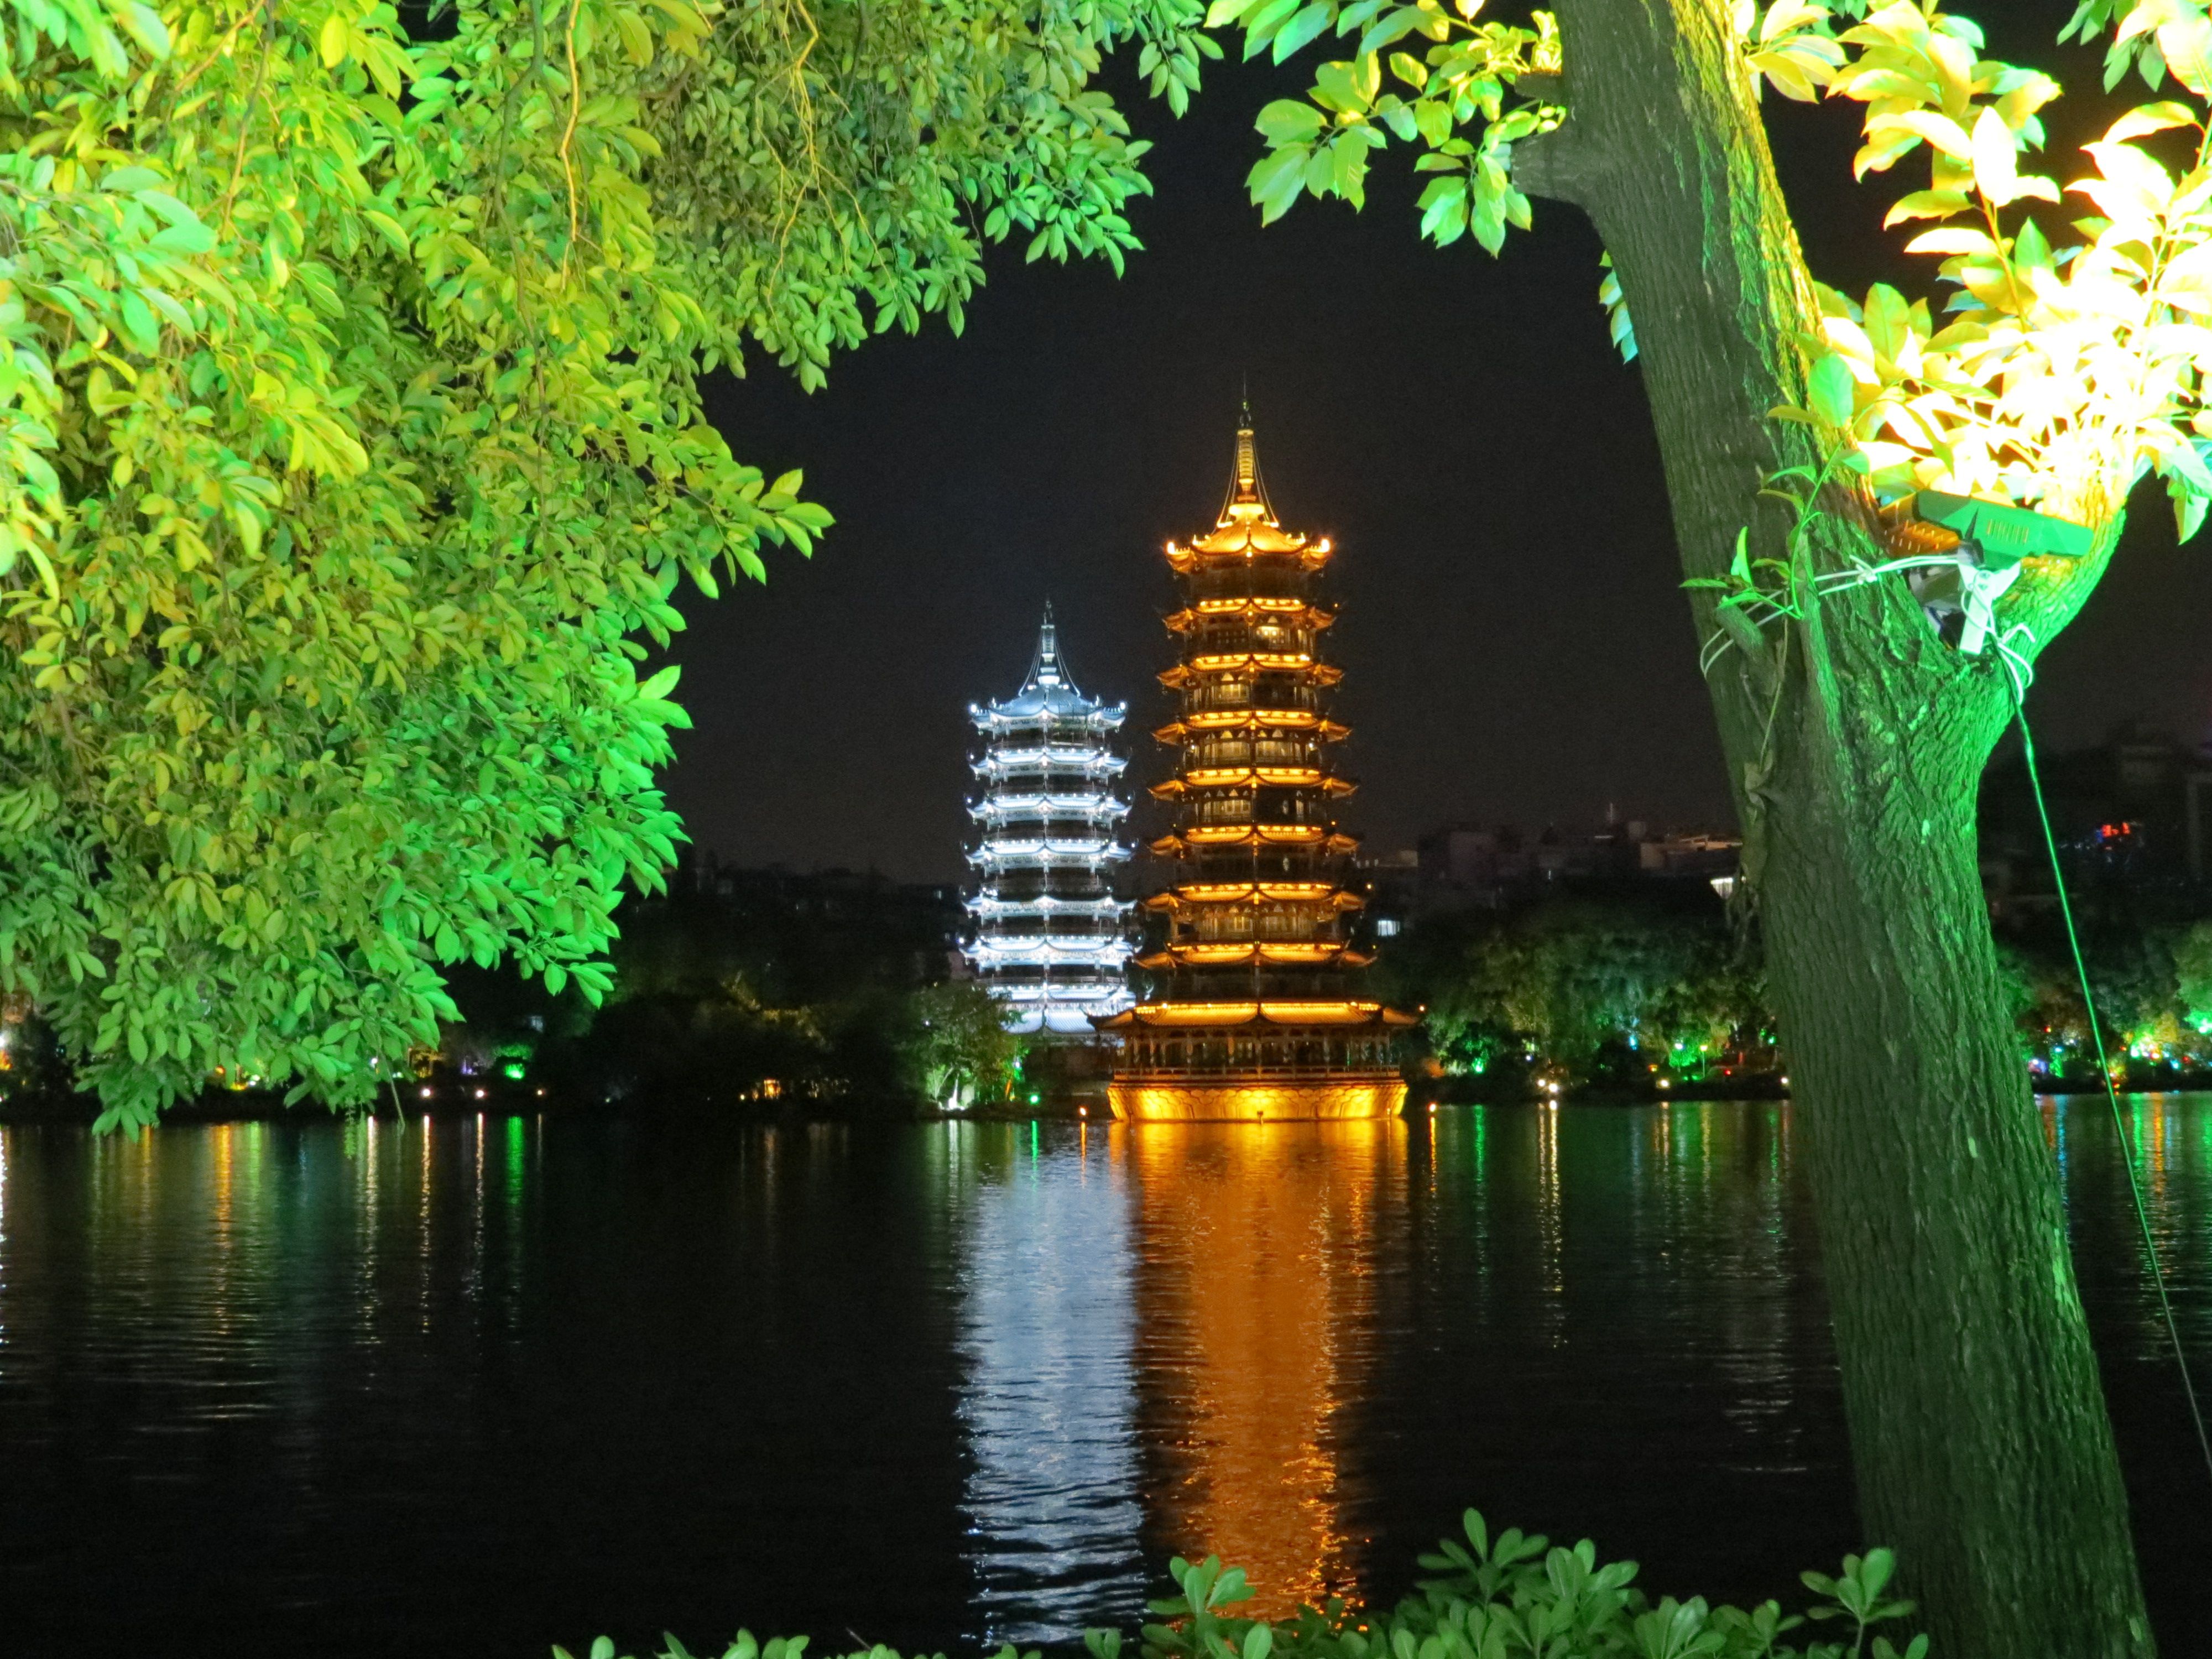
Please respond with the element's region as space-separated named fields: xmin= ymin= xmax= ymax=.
xmin=1220 ymin=399 xmax=1276 ymax=526
xmin=1025 ymin=602 xmax=1069 ymax=693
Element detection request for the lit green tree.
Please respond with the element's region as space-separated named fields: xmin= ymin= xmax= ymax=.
xmin=1212 ymin=0 xmax=2212 ymax=1651
xmin=0 ymin=0 xmax=1210 ymax=1127
xmin=905 ymin=981 xmax=1024 ymax=1106
xmin=1390 ymin=896 xmax=1763 ymax=1079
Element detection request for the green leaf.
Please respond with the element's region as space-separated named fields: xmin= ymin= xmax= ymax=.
xmin=1256 ymin=98 xmax=1327 ymax=144
xmin=1806 ymin=353 xmax=1856 ymax=427
xmin=116 ymin=3 xmax=171 ymax=59
xmin=149 ymin=220 xmax=216 ymax=257
xmin=1273 ymin=1 xmax=1336 ymax=64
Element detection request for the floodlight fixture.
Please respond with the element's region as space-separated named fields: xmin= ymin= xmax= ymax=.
xmin=1910 ymin=491 xmax=2093 ymax=567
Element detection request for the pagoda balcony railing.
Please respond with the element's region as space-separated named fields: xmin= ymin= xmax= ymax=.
xmin=987 ymin=982 xmax=1141 ymax=1009
xmin=977 ymin=836 xmax=1131 ymax=859
xmin=974 ymin=766 xmax=1129 ymax=789
xmin=1187 ymin=566 xmax=1311 ymax=604
xmin=974 ymin=707 xmax=1126 ymax=731
xmin=1190 ymin=625 xmax=1312 ymax=657
xmin=977 ymin=782 xmax=1129 ymax=803
xmin=1189 ymin=799 xmax=1254 ymax=825
xmin=1183 ymin=684 xmax=1319 ymax=716
xmin=977 ymin=924 xmax=1131 ymax=945
xmin=975 ymin=744 xmax=1129 ymax=770
xmin=1186 ymin=801 xmax=1325 ymax=829
xmin=973 ymin=938 xmax=1133 ymax=960
xmin=975 ymin=816 xmax=1131 ymax=837
xmin=970 ymin=898 xmax=1126 ymax=917
xmin=1185 ymin=740 xmax=1315 ymax=769
xmin=973 ymin=797 xmax=1129 ymax=820
xmin=1183 ymin=916 xmax=1336 ymax=943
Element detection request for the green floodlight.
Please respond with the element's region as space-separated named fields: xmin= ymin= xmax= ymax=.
xmin=1912 ymin=491 xmax=2094 ymax=567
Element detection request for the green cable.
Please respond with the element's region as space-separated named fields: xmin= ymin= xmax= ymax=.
xmin=2015 ymin=702 xmax=2212 ymax=1486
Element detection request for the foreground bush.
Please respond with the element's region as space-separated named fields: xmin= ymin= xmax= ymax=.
xmin=561 ymin=1510 xmax=1929 ymax=1659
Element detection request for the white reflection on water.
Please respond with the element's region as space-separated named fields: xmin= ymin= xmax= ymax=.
xmin=948 ymin=1122 xmax=1146 ymax=1643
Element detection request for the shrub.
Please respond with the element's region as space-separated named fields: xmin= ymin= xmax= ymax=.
xmin=559 ymin=1510 xmax=1928 ymax=1659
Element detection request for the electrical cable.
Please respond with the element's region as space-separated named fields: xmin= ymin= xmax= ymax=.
xmin=1705 ymin=566 xmax=2212 ymax=1486
xmin=2015 ymin=690 xmax=2212 ymax=1490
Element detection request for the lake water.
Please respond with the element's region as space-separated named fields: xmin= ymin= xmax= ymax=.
xmin=0 ymin=1101 xmax=2205 ymax=1658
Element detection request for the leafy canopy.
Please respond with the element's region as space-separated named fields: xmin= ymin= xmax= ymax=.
xmin=0 ymin=0 xmax=1209 ymax=1127
xmin=1214 ymin=0 xmax=2212 ymax=545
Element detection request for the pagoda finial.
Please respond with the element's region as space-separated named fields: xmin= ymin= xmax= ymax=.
xmin=1221 ymin=394 xmax=1275 ymax=524
xmin=1029 ymin=602 xmax=1066 ymax=690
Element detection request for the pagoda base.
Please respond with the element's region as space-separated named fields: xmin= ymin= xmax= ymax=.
xmin=1107 ymin=1073 xmax=1406 ymax=1122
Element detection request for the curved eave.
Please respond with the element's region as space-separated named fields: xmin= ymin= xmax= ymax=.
xmin=1164 ymin=603 xmax=1337 ymax=633
xmin=1152 ymin=825 xmax=1353 ymax=851
xmin=1191 ymin=651 xmax=1321 ymax=674
xmin=1154 ymin=714 xmax=1349 ymax=742
xmin=1149 ymin=771 xmax=1354 ymax=799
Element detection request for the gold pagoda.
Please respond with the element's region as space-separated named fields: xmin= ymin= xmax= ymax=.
xmin=1097 ymin=410 xmax=1415 ymax=1121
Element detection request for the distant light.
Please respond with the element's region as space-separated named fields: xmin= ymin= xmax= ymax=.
xmin=419 ymin=1086 xmax=433 ymax=1099
xmin=474 ymin=1088 xmax=487 ymax=1100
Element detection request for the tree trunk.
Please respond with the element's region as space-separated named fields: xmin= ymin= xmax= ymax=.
xmin=1517 ymin=4 xmax=2155 ymax=1655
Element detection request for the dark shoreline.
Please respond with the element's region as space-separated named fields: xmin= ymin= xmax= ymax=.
xmin=8 ymin=1071 xmax=2212 ymax=1126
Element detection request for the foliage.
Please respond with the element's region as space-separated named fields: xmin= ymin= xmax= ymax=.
xmin=907 ymin=981 xmax=1022 ymax=1107
xmin=1997 ymin=905 xmax=2212 ymax=1077
xmin=413 ymin=870 xmax=1042 ymax=1111
xmin=0 ymin=0 xmax=1203 ymax=1128
xmin=1218 ymin=0 xmax=1561 ymax=249
xmin=1216 ymin=0 xmax=2212 ymax=541
xmin=561 ymin=1510 xmax=1928 ymax=1659
xmin=1385 ymin=893 xmax=1767 ymax=1086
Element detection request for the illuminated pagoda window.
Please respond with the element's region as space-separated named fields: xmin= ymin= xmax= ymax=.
xmin=1095 ymin=406 xmax=1417 ymax=1120
xmin=965 ymin=606 xmax=1135 ymax=1036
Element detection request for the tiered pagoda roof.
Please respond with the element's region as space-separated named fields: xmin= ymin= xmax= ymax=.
xmin=965 ymin=607 xmax=1133 ymax=1037
xmin=1099 ymin=409 xmax=1413 ymax=1120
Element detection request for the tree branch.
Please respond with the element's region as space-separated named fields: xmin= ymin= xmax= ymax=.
xmin=1510 ymin=78 xmax=1600 ymax=207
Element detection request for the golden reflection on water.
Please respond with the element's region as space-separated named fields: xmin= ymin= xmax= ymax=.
xmin=1118 ymin=1120 xmax=1404 ymax=1618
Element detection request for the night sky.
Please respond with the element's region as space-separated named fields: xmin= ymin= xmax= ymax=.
xmin=679 ymin=2 xmax=2212 ymax=884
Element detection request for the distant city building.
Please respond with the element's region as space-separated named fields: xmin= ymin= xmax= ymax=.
xmin=1354 ymin=848 xmax=1420 ymax=939
xmin=1098 ymin=408 xmax=1415 ymax=1119
xmin=664 ymin=853 xmax=967 ymax=989
xmin=1415 ymin=815 xmax=1741 ymax=911
xmin=964 ymin=607 xmax=1134 ymax=1035
xmin=1980 ymin=722 xmax=2212 ymax=911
